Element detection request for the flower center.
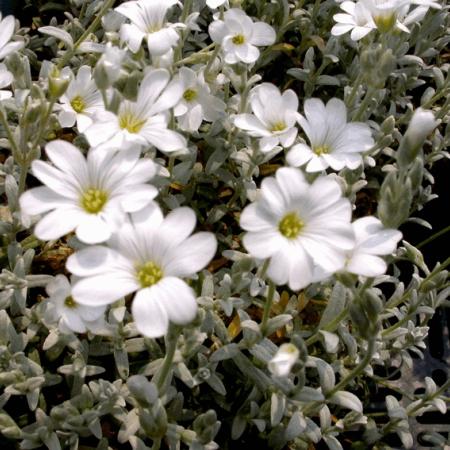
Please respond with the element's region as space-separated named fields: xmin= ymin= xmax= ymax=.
xmin=119 ymin=111 xmax=146 ymax=134
xmin=183 ymin=88 xmax=197 ymax=102
xmin=270 ymin=121 xmax=287 ymax=132
xmin=136 ymin=261 xmax=163 ymax=288
xmin=80 ymin=188 xmax=108 ymax=214
xmin=64 ymin=296 xmax=78 ymax=309
xmin=232 ymin=34 xmax=245 ymax=45
xmin=278 ymin=212 xmax=304 ymax=239
xmin=70 ymin=95 xmax=85 ymax=113
xmin=314 ymin=145 xmax=330 ymax=155
xmin=373 ymin=13 xmax=396 ymax=32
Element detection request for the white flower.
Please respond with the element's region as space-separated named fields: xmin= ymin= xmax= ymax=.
xmin=331 ymin=1 xmax=376 ymax=41
xmin=84 ymin=68 xmax=186 ymax=153
xmin=19 ymin=140 xmax=157 ymax=244
xmin=286 ymin=98 xmax=374 ymax=172
xmin=361 ymin=0 xmax=411 ymax=32
xmin=45 ymin=275 xmax=106 ymax=333
xmin=268 ymin=343 xmax=299 ymax=377
xmin=0 ymin=63 xmax=13 ymax=100
xmin=404 ymin=107 xmax=438 ymax=142
xmin=240 ymin=167 xmax=354 ymax=290
xmin=95 ymin=43 xmax=126 ymax=87
xmin=345 ymin=216 xmax=402 ymax=276
xmin=66 ymin=204 xmax=217 ymax=338
xmin=209 ymin=8 xmax=276 ymax=64
xmin=58 ymin=66 xmax=104 ymax=133
xmin=206 ymin=0 xmax=228 ymax=8
xmin=116 ymin=0 xmax=183 ymax=56
xmin=234 ymin=83 xmax=299 ymax=153
xmin=0 ymin=13 xmax=24 ymax=60
xmin=173 ymin=67 xmax=225 ymax=132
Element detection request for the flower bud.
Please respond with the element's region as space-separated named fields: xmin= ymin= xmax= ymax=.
xmin=268 ymin=343 xmax=300 ymax=377
xmin=397 ymin=108 xmax=438 ymax=167
xmin=48 ymin=68 xmax=70 ymax=99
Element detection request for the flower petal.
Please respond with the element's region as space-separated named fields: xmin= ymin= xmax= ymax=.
xmin=132 ymin=287 xmax=169 ymax=337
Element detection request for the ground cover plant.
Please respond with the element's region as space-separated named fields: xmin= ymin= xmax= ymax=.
xmin=0 ymin=0 xmax=449 ymax=448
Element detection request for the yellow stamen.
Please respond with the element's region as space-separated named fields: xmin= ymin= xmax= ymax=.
xmin=278 ymin=212 xmax=304 ymax=239
xmin=183 ymin=89 xmax=197 ymax=102
xmin=119 ymin=111 xmax=146 ymax=134
xmin=314 ymin=145 xmax=330 ymax=155
xmin=136 ymin=261 xmax=163 ymax=288
xmin=70 ymin=95 xmax=85 ymax=113
xmin=270 ymin=122 xmax=287 ymax=132
xmin=232 ymin=34 xmax=245 ymax=45
xmin=81 ymin=188 xmax=108 ymax=214
xmin=64 ymin=296 xmax=78 ymax=309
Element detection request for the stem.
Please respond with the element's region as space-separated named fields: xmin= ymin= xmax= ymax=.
xmin=57 ymin=0 xmax=116 ymax=70
xmin=0 ymin=102 xmax=21 ymax=161
xmin=261 ymin=280 xmax=275 ymax=335
xmin=153 ymin=326 xmax=181 ymax=395
xmin=329 ymin=338 xmax=376 ymax=396
xmin=352 ymin=86 xmax=376 ymax=121
xmin=151 ymin=438 xmax=161 ymax=450
xmin=345 ymin=74 xmax=363 ymax=109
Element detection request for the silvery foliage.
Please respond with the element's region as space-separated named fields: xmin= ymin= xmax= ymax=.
xmin=0 ymin=0 xmax=449 ymax=449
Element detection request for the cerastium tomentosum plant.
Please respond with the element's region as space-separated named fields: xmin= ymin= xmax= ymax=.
xmin=0 ymin=1 xmax=449 ymax=449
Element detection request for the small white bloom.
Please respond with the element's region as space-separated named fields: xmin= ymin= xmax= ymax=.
xmin=19 ymin=140 xmax=157 ymax=244
xmin=331 ymin=1 xmax=376 ymax=41
xmin=286 ymin=98 xmax=374 ymax=172
xmin=116 ymin=0 xmax=183 ymax=56
xmin=67 ymin=204 xmax=217 ymax=338
xmin=209 ymin=8 xmax=276 ymax=64
xmin=345 ymin=216 xmax=402 ymax=276
xmin=240 ymin=167 xmax=355 ymax=290
xmin=361 ymin=0 xmax=411 ymax=32
xmin=58 ymin=66 xmax=105 ymax=132
xmin=0 ymin=63 xmax=13 ymax=100
xmin=0 ymin=13 xmax=24 ymax=60
xmin=173 ymin=67 xmax=225 ymax=132
xmin=46 ymin=275 xmax=106 ymax=333
xmin=95 ymin=43 xmax=126 ymax=87
xmin=404 ymin=107 xmax=438 ymax=143
xmin=84 ymin=68 xmax=186 ymax=153
xmin=268 ymin=343 xmax=300 ymax=377
xmin=206 ymin=0 xmax=228 ymax=8
xmin=234 ymin=83 xmax=299 ymax=153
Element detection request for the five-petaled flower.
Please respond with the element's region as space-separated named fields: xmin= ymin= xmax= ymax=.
xmin=66 ymin=204 xmax=217 ymax=338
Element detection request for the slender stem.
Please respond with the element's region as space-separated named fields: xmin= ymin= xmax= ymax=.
xmin=329 ymin=338 xmax=376 ymax=396
xmin=352 ymin=86 xmax=376 ymax=121
xmin=345 ymin=74 xmax=363 ymax=109
xmin=261 ymin=280 xmax=275 ymax=335
xmin=151 ymin=438 xmax=161 ymax=450
xmin=57 ymin=0 xmax=116 ymax=70
xmin=0 ymin=102 xmax=21 ymax=161
xmin=305 ymin=308 xmax=348 ymax=346
xmin=154 ymin=326 xmax=181 ymax=395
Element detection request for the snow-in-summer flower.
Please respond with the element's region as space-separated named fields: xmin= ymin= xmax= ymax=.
xmin=173 ymin=67 xmax=225 ymax=132
xmin=345 ymin=216 xmax=402 ymax=276
xmin=19 ymin=140 xmax=158 ymax=244
xmin=206 ymin=0 xmax=228 ymax=9
xmin=286 ymin=98 xmax=374 ymax=172
xmin=0 ymin=63 xmax=13 ymax=100
xmin=66 ymin=204 xmax=217 ymax=338
xmin=331 ymin=1 xmax=376 ymax=40
xmin=115 ymin=0 xmax=183 ymax=56
xmin=0 ymin=13 xmax=24 ymax=60
xmin=268 ymin=343 xmax=300 ymax=377
xmin=84 ymin=68 xmax=186 ymax=153
xmin=240 ymin=167 xmax=355 ymax=290
xmin=57 ymin=66 xmax=104 ymax=132
xmin=209 ymin=8 xmax=276 ymax=64
xmin=45 ymin=275 xmax=106 ymax=334
xmin=234 ymin=83 xmax=299 ymax=153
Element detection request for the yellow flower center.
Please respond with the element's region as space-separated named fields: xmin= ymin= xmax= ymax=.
xmin=278 ymin=212 xmax=304 ymax=239
xmin=64 ymin=296 xmax=78 ymax=309
xmin=374 ymin=13 xmax=396 ymax=33
xmin=136 ymin=261 xmax=163 ymax=288
xmin=270 ymin=121 xmax=287 ymax=132
xmin=232 ymin=34 xmax=245 ymax=45
xmin=70 ymin=95 xmax=85 ymax=113
xmin=183 ymin=88 xmax=197 ymax=102
xmin=314 ymin=145 xmax=330 ymax=155
xmin=80 ymin=188 xmax=108 ymax=214
xmin=119 ymin=111 xmax=146 ymax=134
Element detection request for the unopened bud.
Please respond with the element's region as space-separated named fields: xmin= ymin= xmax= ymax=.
xmin=268 ymin=343 xmax=300 ymax=377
